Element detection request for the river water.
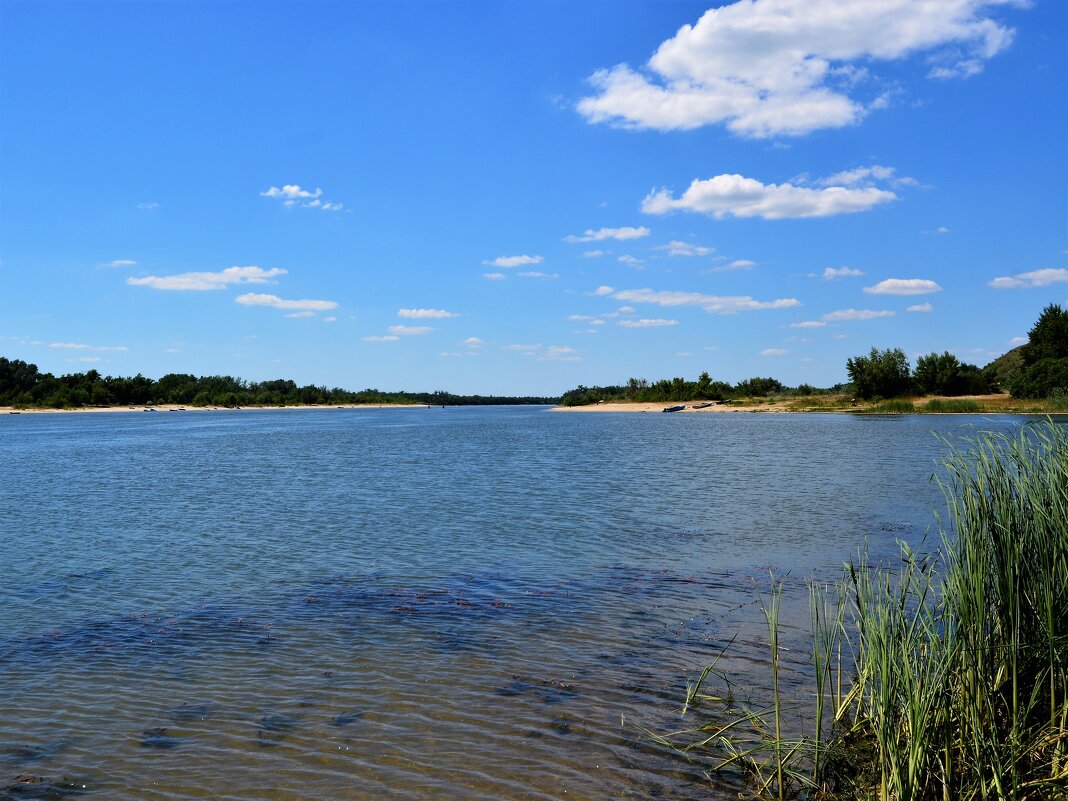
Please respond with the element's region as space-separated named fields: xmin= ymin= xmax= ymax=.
xmin=0 ymin=408 xmax=1037 ymax=799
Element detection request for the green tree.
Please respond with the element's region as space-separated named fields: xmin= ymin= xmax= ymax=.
xmin=1008 ymin=304 xmax=1068 ymax=399
xmin=846 ymin=347 xmax=912 ymax=399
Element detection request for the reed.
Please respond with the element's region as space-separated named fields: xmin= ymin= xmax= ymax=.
xmin=922 ymin=398 xmax=982 ymax=413
xmin=860 ymin=399 xmax=916 ymax=414
xmin=653 ymin=420 xmax=1068 ymax=800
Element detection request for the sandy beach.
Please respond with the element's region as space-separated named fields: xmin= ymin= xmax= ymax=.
xmin=550 ymin=401 xmax=795 ymax=413
xmin=1 ymin=403 xmax=430 ymax=414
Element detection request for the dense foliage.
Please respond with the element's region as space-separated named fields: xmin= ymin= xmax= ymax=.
xmin=559 ymin=372 xmax=824 ymax=406
xmin=0 ymin=358 xmax=554 ymax=408
xmin=1007 ymin=304 xmax=1068 ymax=399
xmin=913 ymin=351 xmax=991 ymax=396
xmin=845 ymin=347 xmax=913 ymax=399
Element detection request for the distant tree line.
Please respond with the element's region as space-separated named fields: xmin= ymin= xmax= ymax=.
xmin=847 ymin=304 xmax=1067 ymax=400
xmin=0 ymin=360 xmax=555 ymax=408
xmin=559 ymin=372 xmax=838 ymax=407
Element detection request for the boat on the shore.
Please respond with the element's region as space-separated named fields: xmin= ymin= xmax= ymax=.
xmin=662 ymin=405 xmax=685 ymax=413
xmin=691 ymin=402 xmax=713 ymax=409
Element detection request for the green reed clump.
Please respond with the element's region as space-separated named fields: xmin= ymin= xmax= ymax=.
xmin=922 ymin=398 xmax=982 ymax=413
xmin=652 ymin=420 xmax=1068 ymax=800
xmin=861 ymin=399 xmax=915 ymax=414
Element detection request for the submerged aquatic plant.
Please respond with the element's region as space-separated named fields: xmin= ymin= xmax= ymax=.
xmin=651 ymin=419 xmax=1068 ymax=800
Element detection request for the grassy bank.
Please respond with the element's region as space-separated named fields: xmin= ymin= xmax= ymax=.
xmin=780 ymin=393 xmax=1068 ymax=415
xmin=654 ymin=420 xmax=1068 ymax=800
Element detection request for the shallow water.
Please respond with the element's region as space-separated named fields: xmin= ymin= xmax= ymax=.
xmin=0 ymin=408 xmax=1039 ymax=799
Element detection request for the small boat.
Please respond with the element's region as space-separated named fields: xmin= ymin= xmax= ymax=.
xmin=691 ymin=402 xmax=713 ymax=409
xmin=662 ymin=404 xmax=685 ymax=413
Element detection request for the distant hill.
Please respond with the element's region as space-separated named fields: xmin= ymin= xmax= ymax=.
xmin=983 ymin=345 xmax=1025 ymax=388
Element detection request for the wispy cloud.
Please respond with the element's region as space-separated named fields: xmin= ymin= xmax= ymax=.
xmin=790 ymin=321 xmax=827 ymax=328
xmin=606 ymin=287 xmax=799 ymax=314
xmin=619 ymin=318 xmax=678 ymax=328
xmin=518 ymin=271 xmax=558 ymax=279
xmin=503 ymin=343 xmax=542 ymax=352
xmin=137 ymin=202 xmax=158 ymax=210
xmin=463 ymin=337 xmax=485 ymax=348
xmin=577 ymin=0 xmax=1016 ymax=137
xmin=618 ymin=255 xmax=644 ymax=266
xmin=483 ymin=272 xmax=506 ymax=281
xmin=363 ymin=335 xmax=399 ymax=343
xmin=864 ymin=278 xmax=942 ymax=295
xmin=398 ymin=308 xmax=458 ymax=319
xmin=235 ymin=293 xmax=338 ymax=311
xmin=128 ymin=266 xmax=286 ymax=291
xmin=583 ymin=249 xmax=609 ymax=258
xmin=49 ymin=342 xmax=128 ymax=352
xmin=761 ymin=348 xmax=789 ymax=356
xmin=387 ymin=325 xmax=433 ymax=336
xmin=823 ymin=266 xmax=865 ymax=279
xmin=540 ymin=345 xmax=581 ymax=362
xmin=714 ymin=259 xmax=756 ymax=272
xmin=660 ymin=240 xmax=713 ymax=257
xmin=102 ymin=259 xmax=137 ymax=269
xmin=285 ymin=311 xmax=317 ymax=319
xmin=818 ymin=165 xmax=916 ymax=188
xmin=988 ymin=268 xmax=1068 ymax=289
xmin=643 ymin=172 xmax=896 ymax=220
xmin=906 ymin=303 xmax=934 ymax=313
xmin=565 ymin=226 xmax=650 ymax=243
xmin=482 ymin=255 xmax=543 ymax=268
xmin=821 ymin=309 xmax=895 ymax=321
xmin=260 ymin=184 xmax=343 ymax=211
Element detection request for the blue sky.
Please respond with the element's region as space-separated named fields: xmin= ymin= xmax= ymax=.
xmin=1 ymin=0 xmax=1065 ymax=395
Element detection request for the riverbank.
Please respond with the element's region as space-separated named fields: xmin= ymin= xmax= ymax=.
xmin=552 ymin=393 xmax=1064 ymax=415
xmin=1 ymin=403 xmax=428 ymax=414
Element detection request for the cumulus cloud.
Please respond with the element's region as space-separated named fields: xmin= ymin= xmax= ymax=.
xmin=398 ymin=308 xmax=458 ymax=319
xmin=618 ymin=255 xmax=644 ymax=266
xmin=577 ymin=0 xmax=1017 ymax=138
xmin=565 ymin=226 xmax=650 ymax=243
xmin=593 ymin=285 xmax=616 ymax=296
xmin=661 ymin=240 xmax=714 ymax=256
xmin=761 ymin=348 xmax=789 ymax=356
xmin=483 ymin=255 xmax=543 ymax=268
xmin=821 ymin=308 xmax=896 ymax=321
xmin=606 ymin=287 xmax=799 ymax=314
xmin=823 ymin=266 xmax=864 ymax=279
xmin=235 ymin=293 xmax=338 ymax=311
xmin=619 ymin=318 xmax=679 ymax=328
xmin=790 ymin=321 xmax=827 ymax=328
xmin=864 ymin=278 xmax=942 ymax=295
xmin=102 ymin=259 xmax=137 ymax=268
xmin=387 ymin=325 xmax=433 ymax=336
xmin=907 ymin=303 xmax=934 ymax=313
xmin=49 ymin=342 xmax=128 ymax=351
xmin=128 ymin=266 xmax=286 ymax=291
xmin=463 ymin=337 xmax=485 ymax=348
xmin=260 ymin=184 xmax=342 ymax=211
xmin=988 ymin=268 xmax=1068 ymax=289
xmin=642 ymin=172 xmax=896 ymax=220
xmin=363 ymin=335 xmax=399 ymax=343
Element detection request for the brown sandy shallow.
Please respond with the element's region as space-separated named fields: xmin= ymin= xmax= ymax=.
xmin=550 ymin=401 xmax=793 ymax=413
xmin=0 ymin=403 xmax=427 ymax=414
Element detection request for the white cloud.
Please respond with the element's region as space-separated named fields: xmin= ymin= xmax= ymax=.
xmin=577 ymin=0 xmax=1017 ymax=138
xmin=503 ymin=343 xmax=542 ymax=351
xmin=643 ymin=172 xmax=896 ymax=220
xmin=818 ymin=165 xmax=917 ymax=187
xmin=593 ymin=285 xmax=615 ymax=296
xmin=285 ymin=311 xmax=317 ymax=319
xmin=398 ymin=308 xmax=458 ymax=319
xmin=323 ymin=316 xmax=337 ymax=323
xmin=607 ymin=287 xmax=799 ymax=314
xmin=483 ymin=272 xmax=506 ymax=280
xmin=463 ymin=337 xmax=485 ymax=348
xmin=822 ymin=308 xmax=896 ymax=321
xmin=260 ymin=184 xmax=342 ymax=211
xmin=714 ymin=259 xmax=756 ymax=272
xmin=864 ymin=278 xmax=942 ymax=295
xmin=539 ymin=345 xmax=581 ymax=362
xmin=618 ymin=255 xmax=644 ymax=266
xmin=1008 ymin=336 xmax=1027 ymax=346
xmin=518 ymin=271 xmax=559 ymax=279
xmin=387 ymin=325 xmax=433 ymax=336
xmin=619 ymin=318 xmax=679 ymax=328
xmin=661 ymin=240 xmax=714 ymax=257
xmin=49 ymin=342 xmax=128 ymax=352
xmin=363 ymin=335 xmax=399 ymax=343
xmin=128 ymin=266 xmax=286 ymax=291
xmin=761 ymin=348 xmax=789 ymax=356
xmin=618 ymin=305 xmax=635 ymax=313
xmin=235 ymin=293 xmax=338 ymax=311
xmin=483 ymin=255 xmax=543 ymax=268
xmin=565 ymin=226 xmax=650 ymax=243
xmin=906 ymin=303 xmax=934 ymax=313
xmin=790 ymin=320 xmax=827 ymax=328
xmin=77 ymin=356 xmax=102 ymax=363
xmin=137 ymin=202 xmax=158 ymax=210
xmin=102 ymin=259 xmax=137 ymax=268
xmin=583 ymin=249 xmax=609 ymax=258
xmin=989 ymin=268 xmax=1068 ymax=289
xmin=823 ymin=266 xmax=864 ymax=279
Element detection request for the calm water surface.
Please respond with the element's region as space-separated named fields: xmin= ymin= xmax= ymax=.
xmin=0 ymin=408 xmax=1038 ymax=799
